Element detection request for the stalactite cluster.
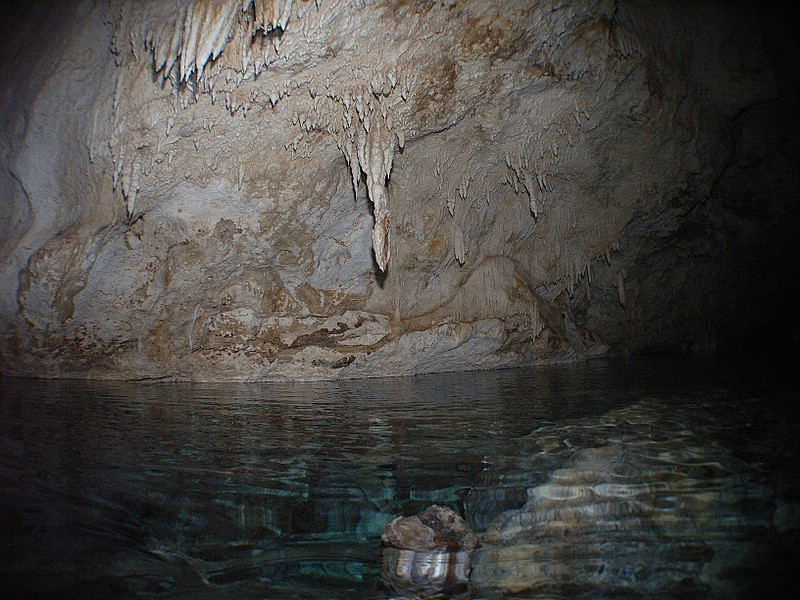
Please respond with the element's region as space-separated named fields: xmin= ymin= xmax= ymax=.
xmin=334 ymin=88 xmax=407 ymax=271
xmin=144 ymin=0 xmax=295 ymax=83
xmin=110 ymin=0 xmax=419 ymax=270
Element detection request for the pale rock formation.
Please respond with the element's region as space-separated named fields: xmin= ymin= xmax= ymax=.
xmin=1 ymin=0 xmax=797 ymax=380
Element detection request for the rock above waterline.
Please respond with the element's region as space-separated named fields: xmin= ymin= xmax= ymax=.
xmin=381 ymin=505 xmax=477 ymax=552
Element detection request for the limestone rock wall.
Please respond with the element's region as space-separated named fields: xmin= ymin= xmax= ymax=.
xmin=1 ymin=0 xmax=796 ymax=380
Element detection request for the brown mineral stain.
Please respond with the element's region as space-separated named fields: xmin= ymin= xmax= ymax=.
xmin=214 ymin=218 xmax=242 ymax=242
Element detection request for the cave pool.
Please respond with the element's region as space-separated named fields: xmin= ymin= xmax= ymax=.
xmin=1 ymin=353 xmax=797 ymax=598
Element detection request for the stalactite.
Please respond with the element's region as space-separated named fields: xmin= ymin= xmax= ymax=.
xmin=357 ymin=110 xmax=395 ymax=271
xmin=554 ymin=243 xmax=624 ymax=302
xmin=504 ymin=146 xmax=553 ymax=221
xmin=616 ymin=270 xmax=627 ymax=307
xmin=453 ymin=225 xmax=466 ymax=266
xmin=332 ymin=87 xmax=406 ymax=271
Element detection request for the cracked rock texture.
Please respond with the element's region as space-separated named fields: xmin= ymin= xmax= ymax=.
xmin=1 ymin=0 xmax=798 ymax=380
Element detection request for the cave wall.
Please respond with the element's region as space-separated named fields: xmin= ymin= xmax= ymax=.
xmin=1 ymin=0 xmax=797 ymax=380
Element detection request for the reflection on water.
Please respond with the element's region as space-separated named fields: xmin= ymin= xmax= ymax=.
xmin=0 ymin=355 xmax=797 ymax=598
xmin=470 ymin=393 xmax=799 ymax=598
xmin=382 ymin=548 xmax=472 ymax=596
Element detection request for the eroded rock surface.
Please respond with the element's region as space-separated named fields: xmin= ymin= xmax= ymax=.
xmin=1 ymin=1 xmax=797 ymax=379
xmin=382 ymin=504 xmax=477 ymax=552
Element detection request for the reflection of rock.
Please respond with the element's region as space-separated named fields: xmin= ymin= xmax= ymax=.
xmin=381 ymin=505 xmax=476 ymax=594
xmin=381 ymin=548 xmax=472 ymax=596
xmin=469 ymin=399 xmax=778 ymax=597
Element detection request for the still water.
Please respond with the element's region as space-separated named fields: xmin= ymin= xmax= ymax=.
xmin=1 ymin=355 xmax=797 ymax=598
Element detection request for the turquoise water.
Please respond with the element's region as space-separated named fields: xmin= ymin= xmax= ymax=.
xmin=1 ymin=355 xmax=797 ymax=598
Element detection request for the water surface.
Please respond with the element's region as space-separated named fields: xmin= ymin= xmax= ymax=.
xmin=1 ymin=355 xmax=797 ymax=598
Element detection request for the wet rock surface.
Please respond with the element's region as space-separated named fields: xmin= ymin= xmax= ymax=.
xmin=382 ymin=505 xmax=477 ymax=552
